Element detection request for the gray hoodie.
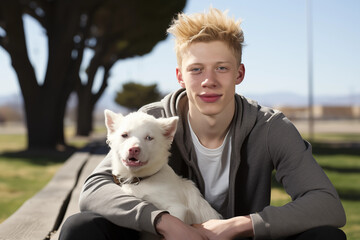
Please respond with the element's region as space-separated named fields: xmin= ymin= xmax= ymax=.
xmin=79 ymin=89 xmax=346 ymax=239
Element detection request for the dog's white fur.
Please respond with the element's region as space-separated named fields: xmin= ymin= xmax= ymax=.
xmin=105 ymin=110 xmax=221 ymax=227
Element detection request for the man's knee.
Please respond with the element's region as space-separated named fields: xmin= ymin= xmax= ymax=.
xmin=59 ymin=212 xmax=101 ymax=240
xmin=59 ymin=212 xmax=140 ymax=240
xmin=287 ymin=226 xmax=346 ymax=240
xmin=309 ymin=226 xmax=346 ymax=240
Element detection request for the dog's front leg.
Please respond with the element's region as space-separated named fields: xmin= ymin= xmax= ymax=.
xmin=167 ymin=205 xmax=191 ymax=224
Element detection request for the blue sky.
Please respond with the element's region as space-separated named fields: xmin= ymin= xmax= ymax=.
xmin=1 ymin=0 xmax=359 ymax=101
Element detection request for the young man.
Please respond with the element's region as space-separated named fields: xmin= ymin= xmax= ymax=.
xmin=60 ymin=8 xmax=346 ymax=240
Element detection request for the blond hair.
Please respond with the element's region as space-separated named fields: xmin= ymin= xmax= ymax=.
xmin=167 ymin=8 xmax=244 ymax=67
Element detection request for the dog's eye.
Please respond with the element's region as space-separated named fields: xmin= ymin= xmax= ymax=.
xmin=145 ymin=136 xmax=153 ymax=141
xmin=121 ymin=133 xmax=128 ymax=138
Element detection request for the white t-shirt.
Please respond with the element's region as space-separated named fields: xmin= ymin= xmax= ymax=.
xmin=188 ymin=116 xmax=231 ymax=211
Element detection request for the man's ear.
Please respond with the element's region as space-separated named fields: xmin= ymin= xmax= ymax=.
xmin=176 ymin=68 xmax=186 ymax=88
xmin=235 ymin=64 xmax=245 ymax=85
xmin=104 ymin=109 xmax=123 ymax=134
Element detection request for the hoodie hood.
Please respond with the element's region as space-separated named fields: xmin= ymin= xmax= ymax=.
xmin=142 ymin=88 xmax=260 ymax=217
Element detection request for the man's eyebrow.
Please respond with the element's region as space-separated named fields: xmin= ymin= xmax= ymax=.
xmin=216 ymin=61 xmax=232 ymax=64
xmin=187 ymin=61 xmax=231 ymax=66
xmin=186 ymin=63 xmax=203 ymax=69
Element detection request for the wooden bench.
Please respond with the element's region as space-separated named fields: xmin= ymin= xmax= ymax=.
xmin=0 ymin=141 xmax=108 ymax=240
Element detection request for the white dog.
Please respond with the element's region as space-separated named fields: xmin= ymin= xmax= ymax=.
xmin=104 ymin=110 xmax=221 ymax=231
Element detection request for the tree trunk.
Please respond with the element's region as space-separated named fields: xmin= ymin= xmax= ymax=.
xmin=76 ymin=91 xmax=95 ymax=136
xmin=25 ymin=90 xmax=69 ymax=150
xmin=0 ymin=0 xmax=79 ymax=150
xmin=76 ymin=64 xmax=110 ymax=136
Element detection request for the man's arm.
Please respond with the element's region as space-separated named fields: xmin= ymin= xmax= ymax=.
xmin=79 ymin=153 xmax=163 ymax=235
xmin=155 ymin=213 xmax=209 ymax=240
xmin=192 ymin=215 xmax=254 ymax=240
xmin=253 ymin=113 xmax=346 ymax=239
xmin=155 ymin=213 xmax=253 ymax=240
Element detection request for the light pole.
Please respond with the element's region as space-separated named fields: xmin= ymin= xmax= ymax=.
xmin=307 ymin=0 xmax=314 ymax=141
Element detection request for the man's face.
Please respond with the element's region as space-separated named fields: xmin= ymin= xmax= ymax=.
xmin=176 ymin=41 xmax=245 ymax=117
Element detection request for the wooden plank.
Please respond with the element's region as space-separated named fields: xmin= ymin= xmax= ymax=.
xmin=0 ymin=152 xmax=90 ymax=240
xmin=50 ymin=154 xmax=104 ymax=240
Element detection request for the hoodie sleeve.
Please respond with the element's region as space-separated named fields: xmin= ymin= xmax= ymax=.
xmin=252 ymin=113 xmax=346 ymax=239
xmin=79 ymin=92 xmax=180 ymax=233
xmin=79 ymin=153 xmax=165 ymax=235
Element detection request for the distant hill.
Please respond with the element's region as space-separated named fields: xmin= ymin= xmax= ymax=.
xmin=0 ymin=94 xmax=23 ymax=108
xmin=1 ymin=91 xmax=359 ymax=120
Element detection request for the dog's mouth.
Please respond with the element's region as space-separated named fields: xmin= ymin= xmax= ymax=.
xmin=123 ymin=157 xmax=148 ymax=167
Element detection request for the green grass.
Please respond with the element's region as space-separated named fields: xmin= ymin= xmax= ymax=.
xmin=0 ymin=130 xmax=359 ymax=239
xmin=0 ymin=156 xmax=62 ymax=222
xmin=315 ymin=149 xmax=360 ymax=240
xmin=0 ymin=129 xmax=93 ymax=223
xmin=0 ymin=134 xmax=26 ymax=152
xmin=271 ymin=142 xmax=360 ymax=240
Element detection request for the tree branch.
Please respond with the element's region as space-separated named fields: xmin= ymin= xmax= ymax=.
xmin=0 ymin=0 xmax=39 ymax=99
xmin=93 ymin=65 xmax=111 ymax=103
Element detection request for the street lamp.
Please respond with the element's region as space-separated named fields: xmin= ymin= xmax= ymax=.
xmin=307 ymin=0 xmax=314 ymax=141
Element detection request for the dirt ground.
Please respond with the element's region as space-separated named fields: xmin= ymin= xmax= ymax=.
xmin=0 ymin=122 xmax=26 ymax=135
xmin=292 ymin=119 xmax=360 ymax=134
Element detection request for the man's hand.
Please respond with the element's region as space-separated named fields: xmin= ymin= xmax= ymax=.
xmin=155 ymin=213 xmax=208 ymax=240
xmin=192 ymin=215 xmax=254 ymax=240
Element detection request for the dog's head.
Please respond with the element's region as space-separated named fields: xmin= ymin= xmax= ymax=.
xmin=104 ymin=110 xmax=178 ymax=178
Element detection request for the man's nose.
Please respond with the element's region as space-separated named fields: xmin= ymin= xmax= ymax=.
xmin=201 ymin=72 xmax=217 ymax=88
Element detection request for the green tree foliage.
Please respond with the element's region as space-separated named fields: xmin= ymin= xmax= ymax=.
xmin=115 ymin=82 xmax=162 ymax=111
xmin=0 ymin=0 xmax=186 ymax=149
xmin=75 ymin=0 xmax=186 ymax=136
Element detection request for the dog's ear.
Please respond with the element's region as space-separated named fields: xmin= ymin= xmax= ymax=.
xmin=104 ymin=109 xmax=123 ymax=134
xmin=158 ymin=116 xmax=179 ymax=140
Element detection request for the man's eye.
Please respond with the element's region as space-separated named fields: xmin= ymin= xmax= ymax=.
xmin=217 ymin=66 xmax=228 ymax=71
xmin=121 ymin=133 xmax=128 ymax=138
xmin=145 ymin=136 xmax=153 ymax=141
xmin=190 ymin=68 xmax=201 ymax=73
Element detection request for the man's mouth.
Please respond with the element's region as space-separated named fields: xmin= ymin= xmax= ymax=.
xmin=199 ymin=93 xmax=222 ymax=103
xmin=122 ymin=157 xmax=147 ymax=167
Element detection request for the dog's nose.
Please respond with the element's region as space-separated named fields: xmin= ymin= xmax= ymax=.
xmin=129 ymin=147 xmax=141 ymax=156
